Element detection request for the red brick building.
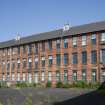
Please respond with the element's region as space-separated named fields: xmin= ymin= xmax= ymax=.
xmin=0 ymin=21 xmax=105 ymax=85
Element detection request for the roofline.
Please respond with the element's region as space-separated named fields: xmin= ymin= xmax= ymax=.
xmin=0 ymin=20 xmax=105 ymax=49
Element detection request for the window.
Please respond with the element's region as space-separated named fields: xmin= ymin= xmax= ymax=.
xmin=82 ymin=69 xmax=86 ymax=81
xmin=17 ymin=59 xmax=20 ymax=69
xmin=101 ymin=33 xmax=105 ymax=42
xmin=23 ymin=59 xmax=26 ymax=68
xmin=22 ymin=73 xmax=26 ymax=81
xmin=64 ymin=53 xmax=68 ymax=65
xmin=17 ymin=73 xmax=20 ymax=81
xmin=7 ymin=61 xmax=10 ymax=71
xmin=91 ymin=34 xmax=96 ymax=45
xmin=64 ymin=70 xmax=68 ymax=82
xmin=2 ymin=74 xmax=5 ymax=81
xmin=28 ymin=73 xmax=32 ymax=83
xmin=56 ymin=39 xmax=60 ymax=50
xmin=91 ymin=51 xmax=97 ymax=64
xmin=82 ymin=36 xmax=86 ymax=46
xmin=28 ymin=44 xmax=32 ymax=54
xmin=64 ymin=39 xmax=68 ymax=48
xmin=101 ymin=69 xmax=105 ymax=82
xmin=72 ymin=53 xmax=78 ymax=64
xmin=41 ymin=72 xmax=45 ymax=81
xmin=7 ymin=48 xmax=10 ymax=55
xmin=72 ymin=37 xmax=77 ymax=48
xmin=34 ymin=72 xmax=38 ymax=83
xmin=2 ymin=62 xmax=5 ymax=72
xmin=42 ymin=42 xmax=45 ymax=52
xmin=91 ymin=69 xmax=96 ymax=82
xmin=82 ymin=51 xmax=87 ymax=64
xmin=42 ymin=57 xmax=45 ymax=67
xmin=35 ymin=57 xmax=38 ymax=69
xmin=101 ymin=49 xmax=105 ymax=63
xmin=12 ymin=60 xmax=15 ymax=71
xmin=23 ymin=46 xmax=26 ymax=54
xmin=12 ymin=73 xmax=15 ymax=81
xmin=48 ymin=72 xmax=52 ymax=81
xmin=28 ymin=58 xmax=32 ymax=69
xmin=18 ymin=47 xmax=20 ymax=55
xmin=56 ymin=54 xmax=61 ymax=66
xmin=48 ymin=40 xmax=52 ymax=51
xmin=56 ymin=71 xmax=60 ymax=81
xmin=35 ymin=43 xmax=38 ymax=54
xmin=72 ymin=71 xmax=77 ymax=81
xmin=48 ymin=55 xmax=53 ymax=67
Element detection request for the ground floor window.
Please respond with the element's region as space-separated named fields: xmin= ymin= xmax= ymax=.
xmin=64 ymin=70 xmax=68 ymax=82
xmin=41 ymin=72 xmax=45 ymax=81
xmin=82 ymin=69 xmax=86 ymax=81
xmin=48 ymin=72 xmax=52 ymax=81
xmin=91 ymin=69 xmax=96 ymax=82
xmin=28 ymin=73 xmax=32 ymax=83
xmin=56 ymin=71 xmax=60 ymax=81
xmin=72 ymin=71 xmax=77 ymax=81
xmin=34 ymin=72 xmax=38 ymax=83
xmin=17 ymin=73 xmax=20 ymax=81
xmin=22 ymin=73 xmax=26 ymax=81
xmin=7 ymin=73 xmax=10 ymax=81
xmin=2 ymin=74 xmax=5 ymax=81
xmin=101 ymin=69 xmax=105 ymax=82
xmin=12 ymin=73 xmax=15 ymax=81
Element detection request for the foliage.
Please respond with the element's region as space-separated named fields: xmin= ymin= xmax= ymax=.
xmin=56 ymin=81 xmax=63 ymax=88
xmin=46 ymin=81 xmax=52 ymax=88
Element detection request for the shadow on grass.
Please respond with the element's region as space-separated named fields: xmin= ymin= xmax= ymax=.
xmin=54 ymin=82 xmax=105 ymax=105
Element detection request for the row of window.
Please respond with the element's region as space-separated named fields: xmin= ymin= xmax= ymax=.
xmin=1 ymin=33 xmax=105 ymax=56
xmin=1 ymin=50 xmax=98 ymax=71
xmin=2 ymin=69 xmax=105 ymax=82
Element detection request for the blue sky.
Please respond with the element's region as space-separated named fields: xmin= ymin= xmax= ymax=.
xmin=0 ymin=0 xmax=105 ymax=42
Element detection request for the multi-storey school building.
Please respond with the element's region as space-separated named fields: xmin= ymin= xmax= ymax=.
xmin=0 ymin=21 xmax=105 ymax=85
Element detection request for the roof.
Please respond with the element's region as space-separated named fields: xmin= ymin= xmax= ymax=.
xmin=0 ymin=20 xmax=105 ymax=49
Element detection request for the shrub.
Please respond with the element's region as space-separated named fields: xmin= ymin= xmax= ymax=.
xmin=46 ymin=81 xmax=52 ymax=88
xmin=56 ymin=81 xmax=63 ymax=88
xmin=62 ymin=83 xmax=71 ymax=88
xmin=0 ymin=82 xmax=8 ymax=88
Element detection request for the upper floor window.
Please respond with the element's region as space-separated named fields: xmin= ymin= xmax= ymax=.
xmin=35 ymin=57 xmax=38 ymax=69
xmin=18 ymin=47 xmax=20 ymax=55
xmin=48 ymin=40 xmax=52 ymax=51
xmin=56 ymin=39 xmax=60 ymax=50
xmin=56 ymin=54 xmax=61 ymax=66
xmin=12 ymin=60 xmax=15 ymax=71
xmin=82 ymin=36 xmax=86 ymax=46
xmin=82 ymin=51 xmax=87 ymax=64
xmin=28 ymin=44 xmax=32 ymax=54
xmin=7 ymin=61 xmax=10 ymax=71
xmin=100 ymin=49 xmax=105 ymax=63
xmin=23 ymin=45 xmax=26 ymax=54
xmin=72 ymin=37 xmax=77 ymax=48
xmin=23 ymin=59 xmax=26 ymax=68
xmin=35 ymin=43 xmax=38 ymax=54
xmin=42 ymin=42 xmax=45 ymax=52
xmin=64 ymin=53 xmax=68 ymax=65
xmin=91 ymin=51 xmax=97 ymax=64
xmin=17 ymin=59 xmax=20 ymax=69
xmin=28 ymin=58 xmax=32 ymax=69
xmin=48 ymin=55 xmax=53 ymax=67
xmin=42 ymin=57 xmax=45 ymax=67
xmin=101 ymin=33 xmax=105 ymax=42
xmin=72 ymin=53 xmax=78 ymax=64
xmin=64 ymin=39 xmax=68 ymax=48
xmin=2 ymin=62 xmax=5 ymax=71
xmin=91 ymin=34 xmax=96 ymax=45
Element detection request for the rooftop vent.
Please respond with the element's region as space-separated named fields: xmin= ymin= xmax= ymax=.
xmin=15 ymin=34 xmax=21 ymax=41
xmin=63 ymin=24 xmax=70 ymax=31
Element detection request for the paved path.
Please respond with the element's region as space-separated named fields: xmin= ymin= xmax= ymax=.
xmin=0 ymin=88 xmax=94 ymax=105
